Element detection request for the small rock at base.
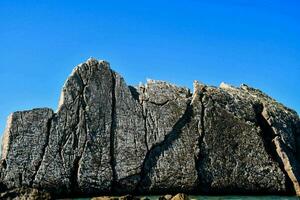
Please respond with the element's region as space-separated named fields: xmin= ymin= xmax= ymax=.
xmin=159 ymin=194 xmax=173 ymax=200
xmin=164 ymin=194 xmax=173 ymax=200
xmin=92 ymin=195 xmax=139 ymax=200
xmin=170 ymin=193 xmax=189 ymax=200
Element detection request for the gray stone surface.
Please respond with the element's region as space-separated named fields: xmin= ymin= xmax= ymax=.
xmin=113 ymin=74 xmax=147 ymax=193
xmin=1 ymin=108 xmax=53 ymax=189
xmin=197 ymin=83 xmax=287 ymax=194
xmin=0 ymin=58 xmax=300 ymax=197
xmin=137 ymin=80 xmax=197 ymax=193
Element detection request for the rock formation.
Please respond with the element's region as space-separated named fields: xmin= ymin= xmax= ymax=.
xmin=0 ymin=58 xmax=299 ymax=198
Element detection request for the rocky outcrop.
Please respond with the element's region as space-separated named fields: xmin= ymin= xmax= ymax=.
xmin=1 ymin=58 xmax=300 ymax=198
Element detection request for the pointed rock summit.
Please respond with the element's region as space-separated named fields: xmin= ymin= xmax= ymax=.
xmin=0 ymin=58 xmax=300 ymax=198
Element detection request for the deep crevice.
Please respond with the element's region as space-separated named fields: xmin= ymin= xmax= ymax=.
xmin=70 ymin=156 xmax=80 ymax=193
xmin=135 ymin=99 xmax=193 ymax=194
xmin=110 ymin=71 xmax=117 ymax=192
xmin=253 ymin=103 xmax=294 ymax=195
xmin=254 ymin=104 xmax=279 ymax=162
xmin=143 ymin=103 xmax=149 ymax=151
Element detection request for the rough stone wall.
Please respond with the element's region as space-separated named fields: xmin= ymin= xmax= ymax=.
xmin=1 ymin=58 xmax=300 ymax=197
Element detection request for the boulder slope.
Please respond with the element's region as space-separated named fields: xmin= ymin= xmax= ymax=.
xmin=1 ymin=58 xmax=300 ymax=197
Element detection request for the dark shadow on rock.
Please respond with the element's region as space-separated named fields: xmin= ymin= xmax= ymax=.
xmin=253 ymin=103 xmax=294 ymax=195
xmin=129 ymin=86 xmax=140 ymax=102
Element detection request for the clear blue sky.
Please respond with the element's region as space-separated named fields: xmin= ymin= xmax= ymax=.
xmin=0 ymin=0 xmax=299 ymax=136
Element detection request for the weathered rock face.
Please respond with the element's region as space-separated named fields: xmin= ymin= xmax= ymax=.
xmin=1 ymin=58 xmax=300 ymax=197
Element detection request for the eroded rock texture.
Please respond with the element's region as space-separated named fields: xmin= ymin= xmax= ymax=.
xmin=1 ymin=58 xmax=300 ymax=197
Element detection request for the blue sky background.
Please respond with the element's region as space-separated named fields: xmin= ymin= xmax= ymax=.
xmin=0 ymin=0 xmax=299 ymax=136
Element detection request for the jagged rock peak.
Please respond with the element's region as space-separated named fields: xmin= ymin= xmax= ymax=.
xmin=1 ymin=58 xmax=300 ymax=198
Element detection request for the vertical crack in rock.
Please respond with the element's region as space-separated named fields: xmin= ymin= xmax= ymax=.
xmin=110 ymin=71 xmax=117 ymax=192
xmin=254 ymin=103 xmax=297 ymax=195
xmin=141 ymin=97 xmax=149 ymax=152
xmin=142 ymin=104 xmax=149 ymax=151
xmin=70 ymin=105 xmax=86 ymax=194
xmin=143 ymin=108 xmax=149 ymax=151
xmin=30 ymin=114 xmax=54 ymax=186
xmin=70 ymin=70 xmax=88 ymax=194
xmin=136 ymin=99 xmax=193 ymax=193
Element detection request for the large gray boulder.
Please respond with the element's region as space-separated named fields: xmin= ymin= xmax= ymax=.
xmin=1 ymin=58 xmax=299 ymax=197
